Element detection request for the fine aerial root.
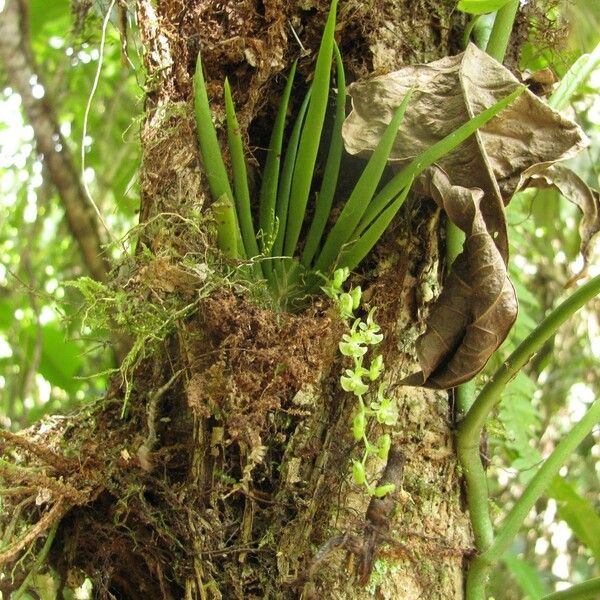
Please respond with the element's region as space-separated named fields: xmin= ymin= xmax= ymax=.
xmin=0 ymin=428 xmax=99 ymax=584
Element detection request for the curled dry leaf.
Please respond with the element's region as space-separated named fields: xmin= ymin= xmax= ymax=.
xmin=343 ymin=43 xmax=587 ymax=257
xmin=400 ymin=168 xmax=517 ymax=389
xmin=342 ymin=43 xmax=589 ymax=389
xmin=528 ymin=164 xmax=600 ymax=282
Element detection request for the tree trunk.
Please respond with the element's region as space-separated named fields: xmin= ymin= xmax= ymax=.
xmin=1 ymin=1 xmax=473 ymax=598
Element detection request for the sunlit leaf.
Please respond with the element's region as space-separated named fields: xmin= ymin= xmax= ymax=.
xmin=549 ymin=43 xmax=600 ymax=111
xmin=458 ymin=0 xmax=513 ymax=15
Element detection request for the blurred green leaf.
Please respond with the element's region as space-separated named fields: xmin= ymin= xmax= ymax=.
xmin=31 ymin=323 xmax=82 ymax=393
xmin=28 ymin=0 xmax=71 ymax=47
xmin=549 ymin=477 xmax=600 ymax=562
xmin=0 ymin=299 xmax=13 ymax=329
xmin=503 ymin=552 xmax=550 ymax=599
xmin=549 ymin=43 xmax=600 ymax=111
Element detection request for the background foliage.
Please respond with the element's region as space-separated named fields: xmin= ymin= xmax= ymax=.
xmin=0 ymin=0 xmax=140 ymax=427
xmin=0 ymin=0 xmax=598 ymax=598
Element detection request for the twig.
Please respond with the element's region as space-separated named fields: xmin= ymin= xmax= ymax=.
xmin=0 ymin=430 xmax=75 ymax=472
xmin=0 ymin=486 xmax=35 ymax=497
xmin=0 ymin=499 xmax=66 ymax=566
xmin=2 ymin=497 xmax=35 ymax=548
xmin=0 ymin=459 xmax=85 ymax=504
xmin=12 ymin=520 xmax=60 ymax=600
xmin=137 ymin=368 xmax=184 ymax=471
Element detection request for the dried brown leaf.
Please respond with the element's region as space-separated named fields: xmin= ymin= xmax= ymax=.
xmin=528 ymin=164 xmax=600 ymax=281
xmin=400 ymin=169 xmax=517 ymax=389
xmin=342 ymin=44 xmax=589 ymax=388
xmin=343 ymin=43 xmax=587 ymax=256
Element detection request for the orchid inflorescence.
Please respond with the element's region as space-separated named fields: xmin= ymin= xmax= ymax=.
xmin=324 ymin=268 xmax=398 ymax=497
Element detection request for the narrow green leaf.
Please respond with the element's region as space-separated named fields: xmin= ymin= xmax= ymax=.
xmin=314 ymin=90 xmax=413 ymax=273
xmin=302 ymin=43 xmax=346 ymax=268
xmin=502 ymin=552 xmax=549 ymax=599
xmin=549 ymin=42 xmax=600 ymax=111
xmin=355 ymin=85 xmax=525 ymax=237
xmin=541 ymin=577 xmax=600 ymax=600
xmin=224 ymin=79 xmax=262 ymax=269
xmin=549 ymin=476 xmax=600 ymax=562
xmin=458 ymin=0 xmax=512 ymax=15
xmin=193 ymin=52 xmax=241 ymax=258
xmin=259 ymin=60 xmax=298 ymax=262
xmin=213 ymin=194 xmax=240 ymax=259
xmin=284 ymin=0 xmax=338 ymax=257
xmin=194 ymin=51 xmax=233 ymax=208
xmin=338 ymin=182 xmax=413 ymax=271
xmin=271 ymin=88 xmax=312 ymax=261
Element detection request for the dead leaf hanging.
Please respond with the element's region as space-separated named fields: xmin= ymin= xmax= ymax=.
xmin=341 ymin=44 xmax=589 ymax=389
xmin=400 ymin=168 xmax=518 ymax=389
xmin=528 ymin=164 xmax=600 ymax=282
xmin=343 ymin=43 xmax=588 ymax=257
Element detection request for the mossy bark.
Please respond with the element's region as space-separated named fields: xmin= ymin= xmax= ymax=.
xmin=132 ymin=1 xmax=471 ymax=598
xmin=1 ymin=1 xmax=474 ymax=599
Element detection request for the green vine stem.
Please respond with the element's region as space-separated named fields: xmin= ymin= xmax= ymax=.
xmin=485 ymin=0 xmax=520 ymax=62
xmin=458 ymin=273 xmax=600 ymax=598
xmin=541 ymin=576 xmax=600 ymax=600
xmin=459 ymin=274 xmax=600 ymax=444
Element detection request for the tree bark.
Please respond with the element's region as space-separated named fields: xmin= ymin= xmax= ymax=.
xmin=0 ymin=1 xmax=473 ymax=598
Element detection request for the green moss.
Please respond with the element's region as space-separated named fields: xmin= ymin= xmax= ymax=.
xmin=365 ymin=558 xmax=401 ymax=594
xmin=66 ymin=276 xmax=201 ymax=416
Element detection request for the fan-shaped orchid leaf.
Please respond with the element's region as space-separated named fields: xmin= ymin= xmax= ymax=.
xmin=224 ymin=79 xmax=261 ymax=268
xmin=302 ymin=43 xmax=346 ymax=268
xmin=284 ymin=0 xmax=338 ymax=257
